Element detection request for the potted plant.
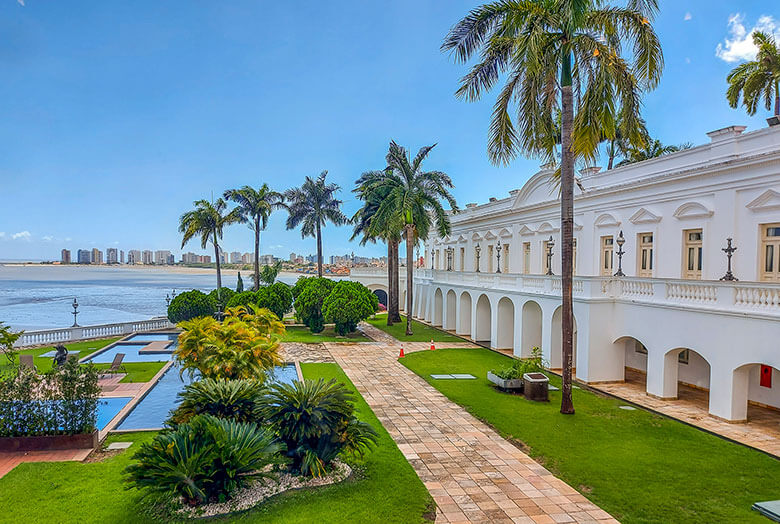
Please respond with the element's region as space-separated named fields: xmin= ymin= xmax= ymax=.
xmin=487 ymin=347 xmax=545 ymax=392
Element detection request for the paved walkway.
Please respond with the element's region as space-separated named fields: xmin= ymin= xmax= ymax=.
xmin=596 ymin=369 xmax=780 ymax=457
xmin=326 ymin=341 xmax=616 ymax=524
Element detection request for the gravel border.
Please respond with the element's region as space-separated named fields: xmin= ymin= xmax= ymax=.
xmin=179 ymin=460 xmax=352 ymax=519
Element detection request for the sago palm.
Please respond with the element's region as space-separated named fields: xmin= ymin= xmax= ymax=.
xmin=224 ymin=184 xmax=285 ymax=291
xmin=352 ymin=177 xmax=403 ymax=324
xmin=443 ymin=0 xmax=663 ymax=414
xmin=284 ymin=171 xmax=348 ymax=277
xmin=363 ymin=141 xmax=458 ymax=336
xmin=727 ymin=31 xmax=780 ymax=118
xmin=179 ymin=198 xmax=243 ymax=305
xmin=616 ymin=139 xmax=691 ymax=166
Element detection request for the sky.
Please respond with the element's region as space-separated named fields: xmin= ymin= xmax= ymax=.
xmin=0 ymin=1 xmax=778 ymax=261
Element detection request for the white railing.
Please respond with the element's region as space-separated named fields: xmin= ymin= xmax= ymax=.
xmin=420 ymin=269 xmax=780 ymax=317
xmin=14 ymin=317 xmax=175 ymax=348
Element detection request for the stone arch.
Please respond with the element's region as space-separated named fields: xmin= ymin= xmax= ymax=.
xmin=729 ymin=363 xmax=780 ymax=422
xmin=433 ymin=288 xmax=443 ymax=327
xmin=661 ymin=347 xmax=712 ymax=403
xmin=458 ymin=291 xmax=472 ymax=336
xmin=446 ymin=290 xmax=456 ymax=330
xmin=372 ymin=289 xmax=388 ymax=307
xmin=521 ymin=301 xmax=542 ymax=358
xmin=551 ymin=306 xmax=578 ymax=370
xmin=612 ymin=335 xmax=649 ymax=387
xmin=496 ymin=297 xmax=515 ymax=349
xmin=475 ymin=294 xmax=492 ymax=343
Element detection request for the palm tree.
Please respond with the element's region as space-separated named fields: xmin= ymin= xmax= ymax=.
xmin=727 ymin=31 xmax=780 ymax=119
xmin=352 ymin=175 xmax=403 ymax=325
xmin=284 ymin=171 xmax=348 ymax=277
xmin=616 ymin=139 xmax=691 ymax=166
xmin=443 ymin=0 xmax=663 ymax=414
xmin=224 ymin=184 xmax=284 ymax=291
xmin=605 ymin=111 xmax=649 ymax=169
xmin=364 ymin=142 xmax=458 ymax=336
xmin=179 ymin=198 xmax=243 ymax=304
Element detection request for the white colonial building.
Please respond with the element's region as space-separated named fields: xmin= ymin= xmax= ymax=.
xmin=354 ymin=124 xmax=780 ymax=424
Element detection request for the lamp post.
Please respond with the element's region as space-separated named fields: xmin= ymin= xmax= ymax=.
xmin=71 ymin=298 xmax=80 ymax=327
xmin=719 ymin=238 xmax=738 ymax=281
xmin=545 ymin=236 xmax=554 ymax=275
xmin=496 ymin=241 xmax=502 ymax=273
xmin=475 ymin=243 xmax=481 ymax=273
xmin=614 ymin=230 xmax=626 ymax=277
xmin=166 ymin=293 xmax=171 ymax=308
xmin=446 ymin=247 xmax=454 ymax=271
xmin=430 ymin=248 xmax=435 ymax=269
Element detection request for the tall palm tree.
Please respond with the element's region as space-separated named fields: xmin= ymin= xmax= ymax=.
xmin=727 ymin=31 xmax=780 ymax=119
xmin=224 ymin=184 xmax=285 ymax=291
xmin=284 ymin=171 xmax=348 ymax=277
xmin=179 ymin=198 xmax=243 ymax=304
xmin=352 ymin=174 xmax=403 ymax=325
xmin=365 ymin=141 xmax=458 ymax=336
xmin=616 ymin=139 xmax=691 ymax=167
xmin=443 ymin=0 xmax=663 ymax=414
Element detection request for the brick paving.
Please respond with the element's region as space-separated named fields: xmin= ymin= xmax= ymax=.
xmin=279 ymin=342 xmax=336 ymax=363
xmin=325 ymin=341 xmax=616 ymax=524
xmin=0 ymin=449 xmax=92 ymax=479
xmin=596 ymin=369 xmax=780 ymax=458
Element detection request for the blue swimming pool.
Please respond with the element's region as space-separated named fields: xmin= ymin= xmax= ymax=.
xmin=97 ymin=397 xmax=132 ymax=430
xmin=125 ymin=333 xmax=179 ymax=344
xmin=116 ymin=364 xmax=298 ymax=431
xmin=86 ymin=343 xmax=172 ymax=363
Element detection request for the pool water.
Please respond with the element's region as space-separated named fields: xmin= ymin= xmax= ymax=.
xmin=97 ymin=397 xmax=132 ymax=430
xmin=116 ymin=364 xmax=298 ymax=431
xmin=125 ymin=333 xmax=179 ymax=343
xmin=86 ymin=343 xmax=171 ymax=364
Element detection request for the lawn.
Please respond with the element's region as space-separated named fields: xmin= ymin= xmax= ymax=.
xmin=280 ymin=325 xmax=371 ymax=343
xmin=365 ymin=313 xmax=464 ymax=343
xmin=93 ymin=361 xmax=167 ymax=383
xmin=0 ymin=337 xmax=120 ymax=374
xmin=400 ymin=347 xmax=780 ymax=524
xmin=0 ymin=363 xmax=433 ymax=524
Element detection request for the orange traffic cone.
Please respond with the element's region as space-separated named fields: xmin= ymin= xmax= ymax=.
xmin=430 ymin=339 xmax=436 ymax=351
xmin=399 ymin=345 xmax=405 ymax=358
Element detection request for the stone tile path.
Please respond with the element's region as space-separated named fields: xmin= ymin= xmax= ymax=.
xmin=325 ymin=341 xmax=616 ymax=524
xmin=596 ymin=369 xmax=780 ymax=458
xmin=280 ymin=342 xmax=336 ymax=363
xmin=0 ymin=449 xmax=92 ymax=479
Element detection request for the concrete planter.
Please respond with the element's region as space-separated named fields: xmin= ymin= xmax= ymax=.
xmin=0 ymin=430 xmax=98 ymax=452
xmin=487 ymin=371 xmax=524 ymax=392
xmin=523 ymin=373 xmax=549 ymax=402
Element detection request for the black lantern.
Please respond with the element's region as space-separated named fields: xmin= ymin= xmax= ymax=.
xmin=496 ymin=241 xmax=502 ymax=273
xmin=719 ymin=238 xmax=738 ymax=281
xmin=546 ymin=236 xmax=554 ymax=275
xmin=614 ymin=230 xmax=626 ymax=277
xmin=475 ymin=243 xmax=481 ymax=273
xmin=71 ymin=298 xmax=80 ymax=327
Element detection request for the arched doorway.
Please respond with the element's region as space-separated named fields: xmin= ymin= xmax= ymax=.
xmin=614 ymin=336 xmax=648 ymax=389
xmin=458 ymin=291 xmax=472 ymax=336
xmin=521 ymin=301 xmax=542 ymax=358
xmin=730 ymin=363 xmax=780 ymax=422
xmin=496 ymin=297 xmax=514 ymax=349
xmin=551 ymin=306 xmax=577 ymax=370
xmin=372 ymin=289 xmax=388 ymax=308
xmin=446 ymin=290 xmax=456 ymax=331
xmin=475 ymin=294 xmax=491 ymax=343
xmin=662 ymin=347 xmax=711 ymax=405
xmin=433 ymin=288 xmax=443 ymax=327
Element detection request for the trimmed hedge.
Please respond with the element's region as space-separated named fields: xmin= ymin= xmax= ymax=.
xmin=167 ymin=290 xmax=216 ymax=323
xmin=323 ymin=281 xmax=378 ymax=335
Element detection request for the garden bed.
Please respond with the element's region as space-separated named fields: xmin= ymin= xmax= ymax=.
xmin=0 ymin=430 xmax=98 ymax=452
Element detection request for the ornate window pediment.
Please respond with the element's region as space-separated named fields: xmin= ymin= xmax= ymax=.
xmin=471 ymin=232 xmax=483 ymax=241
xmin=484 ymin=231 xmax=497 ymax=240
xmin=518 ymin=224 xmax=535 ymax=236
xmin=498 ymin=227 xmax=513 ymax=238
xmin=673 ymin=202 xmax=714 ymax=219
xmin=629 ymin=207 xmax=662 ymax=224
xmin=457 ymin=234 xmax=468 ymax=243
xmin=537 ymin=221 xmax=559 ymax=233
xmin=594 ymin=213 xmax=621 ymax=228
xmin=747 ymin=189 xmax=780 ymax=212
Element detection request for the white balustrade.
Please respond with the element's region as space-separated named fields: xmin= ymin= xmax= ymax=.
xmin=14 ymin=317 xmax=175 ymax=348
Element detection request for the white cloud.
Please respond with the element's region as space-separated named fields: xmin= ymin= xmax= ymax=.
xmin=12 ymin=231 xmax=31 ymax=241
xmin=716 ymin=14 xmax=780 ymax=63
xmin=0 ymin=232 xmax=5 ymax=238
xmin=42 ymin=235 xmax=53 ymax=242
xmin=685 ymin=57 xmax=691 ymax=64
xmin=17 ymin=0 xmax=25 ymax=6
xmin=64 ymin=237 xmax=72 ymax=242
xmin=684 ymin=12 xmax=692 ymax=21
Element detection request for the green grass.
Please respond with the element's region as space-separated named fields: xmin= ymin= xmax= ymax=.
xmin=365 ymin=313 xmax=463 ymax=343
xmin=93 ymin=361 xmax=168 ymax=383
xmin=0 ymin=337 xmax=120 ymax=374
xmin=280 ymin=325 xmax=371 ymax=343
xmin=400 ymin=348 xmax=780 ymax=524
xmin=0 ymin=363 xmax=433 ymax=524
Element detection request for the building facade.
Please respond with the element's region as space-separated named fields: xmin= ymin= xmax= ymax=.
xmin=127 ymin=250 xmax=141 ymax=264
xmin=106 ymin=248 xmax=118 ymax=264
xmin=91 ymin=248 xmax=103 ymax=265
xmin=154 ymin=250 xmax=172 ymax=265
xmin=61 ymin=249 xmax=71 ymax=264
xmin=409 ymin=125 xmax=780 ymax=423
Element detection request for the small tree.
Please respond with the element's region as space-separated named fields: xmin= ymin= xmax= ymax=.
xmin=294 ymin=278 xmax=335 ymax=333
xmin=167 ymin=290 xmax=216 ymax=323
xmin=257 ymin=282 xmax=293 ymax=320
xmin=292 ymin=276 xmax=315 ymax=299
xmin=208 ymin=287 xmax=235 ymax=309
xmin=0 ymin=322 xmax=23 ymax=365
xmin=236 ymin=272 xmax=244 ymax=293
xmin=226 ymin=290 xmax=259 ymax=309
xmin=323 ymin=281 xmax=378 ymax=335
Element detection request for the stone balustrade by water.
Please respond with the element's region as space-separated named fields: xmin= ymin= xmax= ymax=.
xmin=14 ymin=317 xmax=175 ymax=348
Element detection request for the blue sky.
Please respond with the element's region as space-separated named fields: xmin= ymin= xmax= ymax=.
xmin=0 ymin=1 xmax=778 ymax=261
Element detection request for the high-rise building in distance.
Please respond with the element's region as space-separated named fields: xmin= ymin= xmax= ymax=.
xmin=154 ymin=250 xmax=172 ymax=265
xmin=230 ymin=251 xmax=242 ymax=264
xmin=106 ymin=248 xmax=118 ymax=264
xmin=142 ymin=250 xmax=153 ymax=265
xmin=61 ymin=249 xmax=71 ymax=264
xmin=91 ymin=248 xmax=103 ymax=265
xmin=77 ymin=249 xmax=91 ymax=264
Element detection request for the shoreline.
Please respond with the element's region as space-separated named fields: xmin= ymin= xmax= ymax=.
xmin=0 ymin=263 xmax=345 ymax=278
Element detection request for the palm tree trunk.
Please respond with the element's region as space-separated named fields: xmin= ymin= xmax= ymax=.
xmin=607 ymin=140 xmax=615 ymax=170
xmin=254 ymin=218 xmax=261 ymax=291
xmin=316 ymin=221 xmax=323 ymax=278
xmin=391 ymin=239 xmax=401 ymax=323
xmin=386 ymin=241 xmax=394 ymax=326
xmin=775 ymin=83 xmax=779 ymax=115
xmin=405 ymin=226 xmax=414 ymax=336
xmin=559 ymin=51 xmax=575 ymax=415
xmin=213 ymin=233 xmax=223 ymax=305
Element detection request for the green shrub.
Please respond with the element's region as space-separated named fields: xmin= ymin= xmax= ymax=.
xmin=225 ymin=290 xmax=259 ymax=309
xmin=294 ymin=278 xmax=335 ymax=332
xmin=169 ymin=378 xmax=266 ymax=425
xmin=322 ymin=281 xmax=378 ymax=335
xmin=257 ymin=282 xmax=293 ymax=320
xmin=209 ymin=287 xmax=235 ymax=307
xmin=236 ymin=272 xmax=244 ymax=293
xmin=291 ymin=276 xmax=315 ymax=299
xmin=261 ymin=378 xmax=378 ymax=477
xmin=491 ymin=347 xmax=545 ymax=380
xmin=167 ymin=290 xmax=216 ymax=323
xmin=124 ymin=415 xmax=283 ymax=506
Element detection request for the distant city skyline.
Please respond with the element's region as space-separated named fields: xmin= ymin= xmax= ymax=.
xmin=1 ymin=2 xmax=777 ymax=261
